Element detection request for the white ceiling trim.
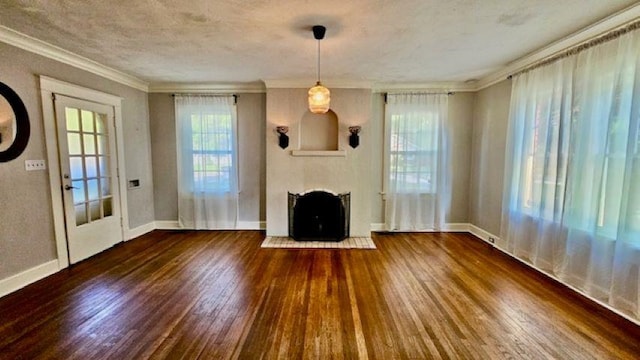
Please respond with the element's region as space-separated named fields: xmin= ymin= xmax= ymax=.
xmin=149 ymin=82 xmax=266 ymax=93
xmin=372 ymin=82 xmax=477 ymax=93
xmin=476 ymin=2 xmax=640 ymax=90
xmin=0 ymin=25 xmax=149 ymax=92
xmin=264 ymin=79 xmax=375 ymax=89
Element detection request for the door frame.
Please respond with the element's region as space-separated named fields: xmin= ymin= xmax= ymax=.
xmin=40 ymin=76 xmax=129 ymax=269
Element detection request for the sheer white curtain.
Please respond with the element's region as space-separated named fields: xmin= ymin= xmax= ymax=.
xmin=562 ymin=30 xmax=640 ymax=312
xmin=384 ymin=93 xmax=450 ymax=231
xmin=501 ymin=56 xmax=575 ymax=271
xmin=502 ymin=27 xmax=640 ymax=318
xmin=175 ymin=95 xmax=239 ymax=229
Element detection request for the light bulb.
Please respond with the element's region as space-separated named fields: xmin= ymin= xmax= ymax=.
xmin=308 ymin=82 xmax=330 ymax=114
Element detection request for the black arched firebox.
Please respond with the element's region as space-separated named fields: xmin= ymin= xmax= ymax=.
xmin=288 ymin=190 xmax=350 ymax=241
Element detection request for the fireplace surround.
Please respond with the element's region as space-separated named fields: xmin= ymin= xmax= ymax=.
xmin=288 ymin=190 xmax=350 ymax=241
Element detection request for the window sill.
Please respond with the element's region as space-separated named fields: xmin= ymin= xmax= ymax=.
xmin=290 ymin=150 xmax=346 ymax=157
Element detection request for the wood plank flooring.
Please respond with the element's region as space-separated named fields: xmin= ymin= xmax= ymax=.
xmin=1 ymin=230 xmax=639 ymax=359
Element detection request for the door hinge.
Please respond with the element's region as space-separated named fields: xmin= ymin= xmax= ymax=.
xmin=52 ymin=93 xmax=56 ymax=101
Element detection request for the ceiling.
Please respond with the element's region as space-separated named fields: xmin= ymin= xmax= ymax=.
xmin=0 ymin=0 xmax=637 ymax=86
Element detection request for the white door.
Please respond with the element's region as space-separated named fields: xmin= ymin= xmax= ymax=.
xmin=54 ymin=95 xmax=122 ymax=264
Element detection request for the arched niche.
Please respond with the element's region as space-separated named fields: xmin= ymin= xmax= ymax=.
xmin=299 ymin=109 xmax=339 ymax=150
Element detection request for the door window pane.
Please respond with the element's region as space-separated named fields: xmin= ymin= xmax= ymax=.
xmin=96 ymin=114 xmax=107 ymax=134
xmin=97 ymin=135 xmax=108 ymax=155
xmin=98 ymin=157 xmax=109 ymax=176
xmin=70 ymin=157 xmax=84 ymax=179
xmin=85 ymin=157 xmax=97 ymax=178
xmin=81 ymin=110 xmax=94 ymax=132
xmin=87 ymin=179 xmax=99 ymax=201
xmin=66 ymin=108 xmax=80 ymax=131
xmin=101 ymin=177 xmax=111 ymax=196
xmin=67 ymin=133 xmax=82 ymax=155
xmin=84 ymin=134 xmax=96 ymax=155
xmin=103 ymin=198 xmax=113 ymax=217
xmin=75 ymin=204 xmax=88 ymax=226
xmin=72 ymin=180 xmax=85 ymax=204
xmin=89 ymin=201 xmax=101 ymax=221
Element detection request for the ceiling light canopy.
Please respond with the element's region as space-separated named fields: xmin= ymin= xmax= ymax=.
xmin=308 ymin=25 xmax=330 ymax=114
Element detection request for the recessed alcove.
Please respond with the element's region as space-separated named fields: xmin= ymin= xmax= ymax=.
xmin=300 ymin=109 xmax=338 ymax=150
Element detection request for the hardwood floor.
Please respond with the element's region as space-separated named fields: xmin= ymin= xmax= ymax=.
xmin=1 ymin=231 xmax=639 ymax=359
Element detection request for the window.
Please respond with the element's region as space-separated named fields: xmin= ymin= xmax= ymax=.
xmin=504 ymin=56 xmax=575 ymax=224
xmin=190 ymin=111 xmax=234 ymax=193
xmin=174 ymin=95 xmax=239 ymax=229
xmin=388 ymin=112 xmax=439 ymax=193
xmin=175 ymin=95 xmax=237 ymax=195
xmin=383 ymin=93 xmax=449 ymax=231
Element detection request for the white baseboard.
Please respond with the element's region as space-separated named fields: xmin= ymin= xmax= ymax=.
xmin=237 ymin=221 xmax=266 ymax=230
xmin=371 ymin=222 xmax=472 ymax=232
xmin=371 ymin=223 xmax=385 ymax=231
xmin=155 ymin=220 xmax=266 ymax=230
xmin=468 ymin=223 xmax=640 ymax=327
xmin=468 ymin=223 xmax=501 ymax=244
xmin=0 ymin=260 xmax=59 ymax=299
xmin=126 ymin=222 xmax=156 ymax=240
xmin=155 ymin=220 xmax=181 ymax=230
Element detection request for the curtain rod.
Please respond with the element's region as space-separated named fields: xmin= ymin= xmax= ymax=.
xmin=172 ymin=93 xmax=237 ymax=103
xmin=508 ymin=19 xmax=640 ymax=79
xmin=383 ymin=92 xmax=454 ymax=104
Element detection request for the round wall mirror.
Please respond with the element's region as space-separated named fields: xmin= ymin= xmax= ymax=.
xmin=0 ymin=82 xmax=30 ymax=162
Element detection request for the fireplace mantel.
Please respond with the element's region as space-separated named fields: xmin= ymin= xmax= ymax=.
xmin=290 ymin=150 xmax=346 ymax=157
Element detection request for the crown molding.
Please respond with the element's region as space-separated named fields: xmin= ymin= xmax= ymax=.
xmin=264 ymin=79 xmax=374 ymax=89
xmin=372 ymin=81 xmax=477 ymax=93
xmin=0 ymin=25 xmax=149 ymax=92
xmin=475 ymin=3 xmax=640 ymax=91
xmin=148 ymin=82 xmax=266 ymax=93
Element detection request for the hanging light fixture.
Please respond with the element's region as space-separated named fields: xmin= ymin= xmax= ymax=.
xmin=308 ymin=25 xmax=330 ymax=114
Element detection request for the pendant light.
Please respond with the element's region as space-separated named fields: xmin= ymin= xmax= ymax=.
xmin=308 ymin=25 xmax=330 ymax=114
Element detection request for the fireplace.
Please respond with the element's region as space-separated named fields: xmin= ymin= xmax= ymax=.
xmin=288 ymin=190 xmax=350 ymax=241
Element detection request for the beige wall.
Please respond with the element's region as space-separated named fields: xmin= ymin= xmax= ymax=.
xmin=266 ymin=88 xmax=372 ymax=237
xmin=148 ymin=93 xmax=266 ymax=224
xmin=369 ymin=92 xmax=475 ymax=225
xmin=0 ymin=42 xmax=154 ymax=280
xmin=469 ymin=79 xmax=512 ymax=235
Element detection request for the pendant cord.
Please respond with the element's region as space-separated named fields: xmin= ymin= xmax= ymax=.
xmin=317 ymin=40 xmax=321 ymax=83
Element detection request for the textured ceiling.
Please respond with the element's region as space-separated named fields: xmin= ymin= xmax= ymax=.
xmin=0 ymin=0 xmax=636 ymax=85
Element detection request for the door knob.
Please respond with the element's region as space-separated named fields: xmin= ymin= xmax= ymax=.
xmin=64 ymin=184 xmax=78 ymax=190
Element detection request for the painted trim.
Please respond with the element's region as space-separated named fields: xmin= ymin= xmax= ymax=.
xmin=467 ymin=223 xmax=640 ymax=327
xmin=0 ymin=260 xmax=59 ymax=299
xmin=126 ymin=222 xmax=156 ymax=240
xmin=371 ymin=223 xmax=472 ymax=232
xmin=373 ymin=82 xmax=477 ymax=93
xmin=475 ymin=3 xmax=640 ymax=90
xmin=40 ymin=76 xmax=130 ymax=269
xmin=149 ymin=82 xmax=266 ymax=93
xmin=290 ymin=150 xmax=347 ymax=157
xmin=155 ymin=220 xmax=181 ymax=230
xmin=154 ymin=220 xmax=266 ymax=230
xmin=264 ymin=79 xmax=374 ymax=89
xmin=0 ymin=26 xmax=148 ymax=92
xmin=237 ymin=221 xmax=267 ymax=230
xmin=371 ymin=223 xmax=385 ymax=232
xmin=468 ymin=223 xmax=500 ymax=244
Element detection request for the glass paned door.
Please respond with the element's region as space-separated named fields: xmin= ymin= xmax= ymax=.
xmin=54 ymin=95 xmax=122 ymax=264
xmin=65 ymin=107 xmax=114 ymax=225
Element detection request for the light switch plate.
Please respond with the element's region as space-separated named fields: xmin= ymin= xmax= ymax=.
xmin=25 ymin=159 xmax=47 ymax=171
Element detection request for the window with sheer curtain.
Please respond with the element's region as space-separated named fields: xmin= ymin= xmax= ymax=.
xmin=384 ymin=93 xmax=450 ymax=231
xmin=175 ymin=95 xmax=239 ymax=229
xmin=502 ymin=25 xmax=640 ymax=319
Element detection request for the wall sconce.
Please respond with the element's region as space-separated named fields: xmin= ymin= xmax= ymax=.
xmin=349 ymin=126 xmax=361 ymax=148
xmin=276 ymin=126 xmax=289 ymax=149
